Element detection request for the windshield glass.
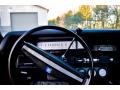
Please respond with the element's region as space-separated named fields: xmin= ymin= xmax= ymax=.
xmin=48 ymin=5 xmax=120 ymax=30
xmin=0 ymin=4 xmax=120 ymax=36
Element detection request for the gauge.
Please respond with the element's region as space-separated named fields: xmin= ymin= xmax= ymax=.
xmin=93 ymin=45 xmax=116 ymax=51
xmin=37 ymin=41 xmax=84 ymax=50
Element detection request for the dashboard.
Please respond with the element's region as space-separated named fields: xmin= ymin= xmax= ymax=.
xmin=0 ymin=29 xmax=120 ymax=85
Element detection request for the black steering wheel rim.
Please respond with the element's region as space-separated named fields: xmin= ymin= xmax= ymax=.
xmin=8 ymin=26 xmax=94 ymax=85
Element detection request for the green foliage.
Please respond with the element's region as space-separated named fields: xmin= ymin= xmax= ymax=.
xmin=93 ymin=5 xmax=109 ymax=28
xmin=64 ymin=11 xmax=84 ymax=29
xmin=65 ymin=10 xmax=73 ymax=17
xmin=48 ymin=19 xmax=56 ymax=26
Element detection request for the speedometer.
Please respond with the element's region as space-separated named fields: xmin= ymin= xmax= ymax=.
xmin=37 ymin=41 xmax=84 ymax=50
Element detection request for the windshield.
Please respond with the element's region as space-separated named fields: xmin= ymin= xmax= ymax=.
xmin=0 ymin=5 xmax=120 ymax=36
xmin=48 ymin=5 xmax=120 ymax=30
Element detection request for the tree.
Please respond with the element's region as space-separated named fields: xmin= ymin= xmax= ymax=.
xmin=64 ymin=10 xmax=74 ymax=29
xmin=48 ymin=16 xmax=61 ymax=26
xmin=48 ymin=19 xmax=57 ymax=26
xmin=65 ymin=10 xmax=73 ymax=17
xmin=79 ymin=5 xmax=92 ymax=20
xmin=93 ymin=5 xmax=109 ymax=28
xmin=79 ymin=5 xmax=92 ymax=28
xmin=73 ymin=12 xmax=83 ymax=24
xmin=49 ymin=5 xmax=120 ymax=29
xmin=105 ymin=5 xmax=120 ymax=29
xmin=64 ymin=10 xmax=84 ymax=29
xmin=114 ymin=6 xmax=120 ymax=29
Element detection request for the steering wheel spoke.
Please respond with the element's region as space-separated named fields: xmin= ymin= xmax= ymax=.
xmin=21 ymin=42 xmax=85 ymax=84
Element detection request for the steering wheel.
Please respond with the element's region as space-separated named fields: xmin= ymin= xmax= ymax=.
xmin=8 ymin=26 xmax=93 ymax=85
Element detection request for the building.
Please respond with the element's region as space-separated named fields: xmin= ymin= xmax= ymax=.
xmin=0 ymin=5 xmax=49 ymax=36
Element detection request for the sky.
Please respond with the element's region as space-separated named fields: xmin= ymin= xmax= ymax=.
xmin=37 ymin=0 xmax=120 ymax=20
xmin=38 ymin=0 xmax=85 ymax=20
xmin=0 ymin=0 xmax=119 ymax=20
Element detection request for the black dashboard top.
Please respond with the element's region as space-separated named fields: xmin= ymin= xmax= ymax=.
xmin=0 ymin=29 xmax=120 ymax=54
xmin=4 ymin=29 xmax=120 ymax=36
